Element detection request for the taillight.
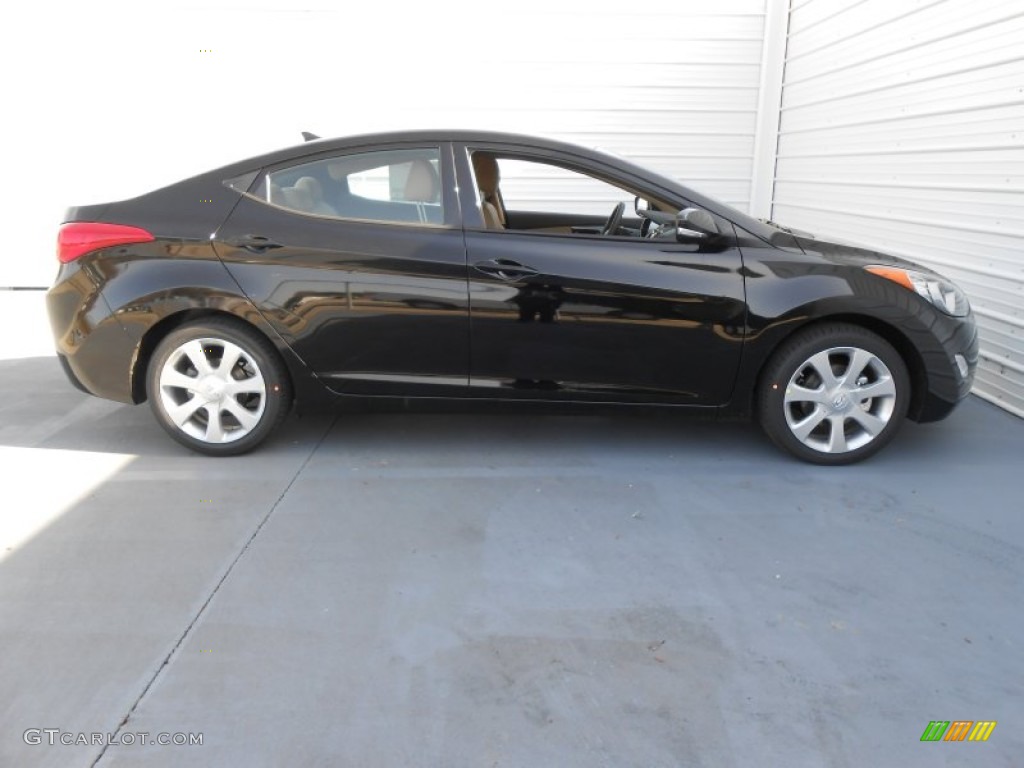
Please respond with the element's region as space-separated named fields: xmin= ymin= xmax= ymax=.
xmin=57 ymin=222 xmax=155 ymax=263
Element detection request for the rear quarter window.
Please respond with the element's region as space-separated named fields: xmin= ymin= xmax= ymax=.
xmin=253 ymin=147 xmax=444 ymax=225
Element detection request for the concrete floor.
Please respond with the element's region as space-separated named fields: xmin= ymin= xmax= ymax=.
xmin=1 ymin=290 xmax=1022 ymax=767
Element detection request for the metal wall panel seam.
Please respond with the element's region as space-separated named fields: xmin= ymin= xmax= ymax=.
xmin=782 ymin=9 xmax=1024 ymax=86
xmin=978 ymin=352 xmax=1024 ymax=377
xmin=772 ymin=178 xmax=1024 ymax=194
xmin=767 ymin=202 xmax=1024 ymax=238
xmin=781 ymin=56 xmax=1024 ymax=111
xmin=786 ymin=0 xmax=870 ymax=40
xmin=784 ymin=0 xmax=949 ymax=65
xmin=777 ymin=138 xmax=1024 ymax=157
xmin=750 ymin=0 xmax=792 ymax=217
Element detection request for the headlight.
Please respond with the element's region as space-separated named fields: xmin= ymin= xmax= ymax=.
xmin=865 ymin=266 xmax=970 ymax=317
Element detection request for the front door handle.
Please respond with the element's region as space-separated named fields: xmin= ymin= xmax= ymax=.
xmin=227 ymin=234 xmax=283 ymax=253
xmin=473 ymin=259 xmax=539 ymax=281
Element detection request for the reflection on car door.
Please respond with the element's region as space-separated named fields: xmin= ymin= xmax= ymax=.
xmin=462 ymin=229 xmax=747 ymax=404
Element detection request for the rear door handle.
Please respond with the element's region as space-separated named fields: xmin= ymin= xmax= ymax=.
xmin=473 ymin=259 xmax=539 ymax=281
xmin=227 ymin=234 xmax=283 ymax=253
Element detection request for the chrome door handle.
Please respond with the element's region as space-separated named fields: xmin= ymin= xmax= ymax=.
xmin=227 ymin=234 xmax=283 ymax=253
xmin=473 ymin=259 xmax=539 ymax=281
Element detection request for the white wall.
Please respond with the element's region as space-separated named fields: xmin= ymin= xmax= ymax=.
xmin=4 ymin=0 xmax=1021 ymax=417
xmin=773 ymin=0 xmax=1024 ymax=417
xmin=1 ymin=0 xmax=767 ymax=288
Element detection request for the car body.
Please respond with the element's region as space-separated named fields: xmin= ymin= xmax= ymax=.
xmin=46 ymin=130 xmax=978 ymax=463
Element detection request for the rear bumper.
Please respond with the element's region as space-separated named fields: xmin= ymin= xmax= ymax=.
xmin=56 ymin=352 xmax=91 ymax=395
xmin=46 ymin=265 xmax=137 ymax=403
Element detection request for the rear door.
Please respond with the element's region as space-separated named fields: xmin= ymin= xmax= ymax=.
xmin=213 ymin=143 xmax=470 ymax=397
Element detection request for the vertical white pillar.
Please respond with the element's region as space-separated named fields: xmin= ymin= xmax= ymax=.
xmin=749 ymin=0 xmax=790 ymax=219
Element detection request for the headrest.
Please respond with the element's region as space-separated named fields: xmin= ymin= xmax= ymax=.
xmin=294 ymin=176 xmax=323 ymax=201
xmin=404 ymin=159 xmax=439 ymax=203
xmin=280 ymin=184 xmax=313 ymax=212
xmin=472 ymin=153 xmax=500 ymax=194
xmin=327 ymin=162 xmax=347 ymax=181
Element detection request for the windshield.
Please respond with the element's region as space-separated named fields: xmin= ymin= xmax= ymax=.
xmin=587 ymin=145 xmax=786 ymax=244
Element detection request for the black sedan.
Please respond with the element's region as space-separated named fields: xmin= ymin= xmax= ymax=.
xmin=47 ymin=131 xmax=978 ymax=464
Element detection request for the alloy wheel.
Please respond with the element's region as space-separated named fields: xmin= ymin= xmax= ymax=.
xmin=157 ymin=337 xmax=267 ymax=444
xmin=783 ymin=346 xmax=898 ymax=454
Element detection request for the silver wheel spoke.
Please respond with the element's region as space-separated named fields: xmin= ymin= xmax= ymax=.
xmin=160 ymin=369 xmax=198 ymax=392
xmin=844 ymin=348 xmax=874 ymax=383
xmin=826 ymin=416 xmax=849 ymax=453
xmin=853 ymin=378 xmax=895 ymax=401
xmin=217 ymin=343 xmax=243 ymax=378
xmin=168 ymin=395 xmax=207 ymax=427
xmin=806 ymin=351 xmax=840 ymax=389
xmin=182 ymin=340 xmax=213 ymax=376
xmin=790 ymin=406 xmax=827 ymax=441
xmin=225 ymin=376 xmax=265 ymax=396
xmin=204 ymin=406 xmax=226 ymax=442
xmin=785 ymin=383 xmax=829 ymax=405
xmin=848 ymin=408 xmax=887 ymax=436
xmin=224 ymin=399 xmax=260 ymax=431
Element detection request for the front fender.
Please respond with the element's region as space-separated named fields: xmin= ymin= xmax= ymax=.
xmin=728 ymin=265 xmax=966 ymax=419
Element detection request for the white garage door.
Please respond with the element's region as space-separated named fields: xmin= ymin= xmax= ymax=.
xmin=773 ymin=0 xmax=1024 ymax=417
xmin=0 ymin=0 xmax=769 ymax=289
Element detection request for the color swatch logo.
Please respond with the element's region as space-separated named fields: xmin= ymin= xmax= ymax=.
xmin=920 ymin=721 xmax=996 ymax=742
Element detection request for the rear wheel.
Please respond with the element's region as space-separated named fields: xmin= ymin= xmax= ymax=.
xmin=146 ymin=319 xmax=292 ymax=456
xmin=758 ymin=323 xmax=909 ymax=465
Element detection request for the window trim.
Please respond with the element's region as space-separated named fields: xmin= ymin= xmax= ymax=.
xmin=236 ymin=143 xmax=459 ymax=229
xmin=456 ymin=143 xmax=688 ymax=233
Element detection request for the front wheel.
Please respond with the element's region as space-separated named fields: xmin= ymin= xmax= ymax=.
xmin=758 ymin=323 xmax=910 ymax=465
xmin=146 ymin=319 xmax=292 ymax=456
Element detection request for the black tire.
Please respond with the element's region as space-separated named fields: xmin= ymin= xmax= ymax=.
xmin=145 ymin=318 xmax=292 ymax=456
xmin=757 ymin=323 xmax=910 ymax=465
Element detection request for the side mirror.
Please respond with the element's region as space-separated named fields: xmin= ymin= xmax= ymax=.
xmin=676 ymin=207 xmax=722 ymax=246
xmin=635 ymin=196 xmax=650 ymax=215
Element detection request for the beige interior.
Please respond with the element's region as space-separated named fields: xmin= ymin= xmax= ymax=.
xmin=471 ymin=153 xmax=507 ymax=229
xmin=403 ymin=160 xmax=440 ymax=203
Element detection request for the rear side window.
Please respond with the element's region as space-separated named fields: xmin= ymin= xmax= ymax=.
xmin=254 ymin=147 xmax=444 ymax=225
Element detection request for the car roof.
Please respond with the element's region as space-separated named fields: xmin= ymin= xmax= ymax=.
xmin=198 ymin=130 xmax=780 ymax=244
xmin=219 ymin=130 xmax=622 ymax=174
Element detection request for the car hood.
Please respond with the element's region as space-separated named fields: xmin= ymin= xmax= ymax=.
xmin=790 ymin=233 xmax=941 ymax=275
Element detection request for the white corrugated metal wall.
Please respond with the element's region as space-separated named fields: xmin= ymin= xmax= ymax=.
xmin=772 ymin=0 xmax=1024 ymax=417
xmin=479 ymin=1 xmax=769 ymax=212
xmin=4 ymin=0 xmax=1022 ymax=417
xmin=0 ymin=0 xmax=769 ymax=289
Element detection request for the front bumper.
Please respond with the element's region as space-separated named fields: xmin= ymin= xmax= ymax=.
xmin=913 ymin=309 xmax=979 ymax=423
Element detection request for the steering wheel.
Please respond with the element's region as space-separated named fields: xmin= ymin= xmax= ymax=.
xmin=601 ymin=201 xmax=625 ymax=236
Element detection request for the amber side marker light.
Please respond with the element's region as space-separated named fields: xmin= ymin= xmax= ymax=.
xmin=865 ymin=266 xmax=915 ymax=290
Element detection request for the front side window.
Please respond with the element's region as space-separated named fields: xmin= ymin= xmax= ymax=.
xmin=496 ymin=158 xmax=634 ymax=216
xmin=468 ymin=150 xmax=685 ymax=239
xmin=255 ymin=147 xmax=444 ymax=225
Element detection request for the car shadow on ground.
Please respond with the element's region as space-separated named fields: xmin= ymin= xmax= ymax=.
xmin=0 ymin=355 xmax=984 ymax=470
xmin=1 ymin=356 xmax=1020 ymax=768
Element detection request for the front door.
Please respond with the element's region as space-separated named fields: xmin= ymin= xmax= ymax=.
xmin=456 ymin=147 xmax=747 ymax=404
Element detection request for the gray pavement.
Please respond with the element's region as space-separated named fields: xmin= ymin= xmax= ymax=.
xmin=1 ymin=290 xmax=1022 ymax=767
